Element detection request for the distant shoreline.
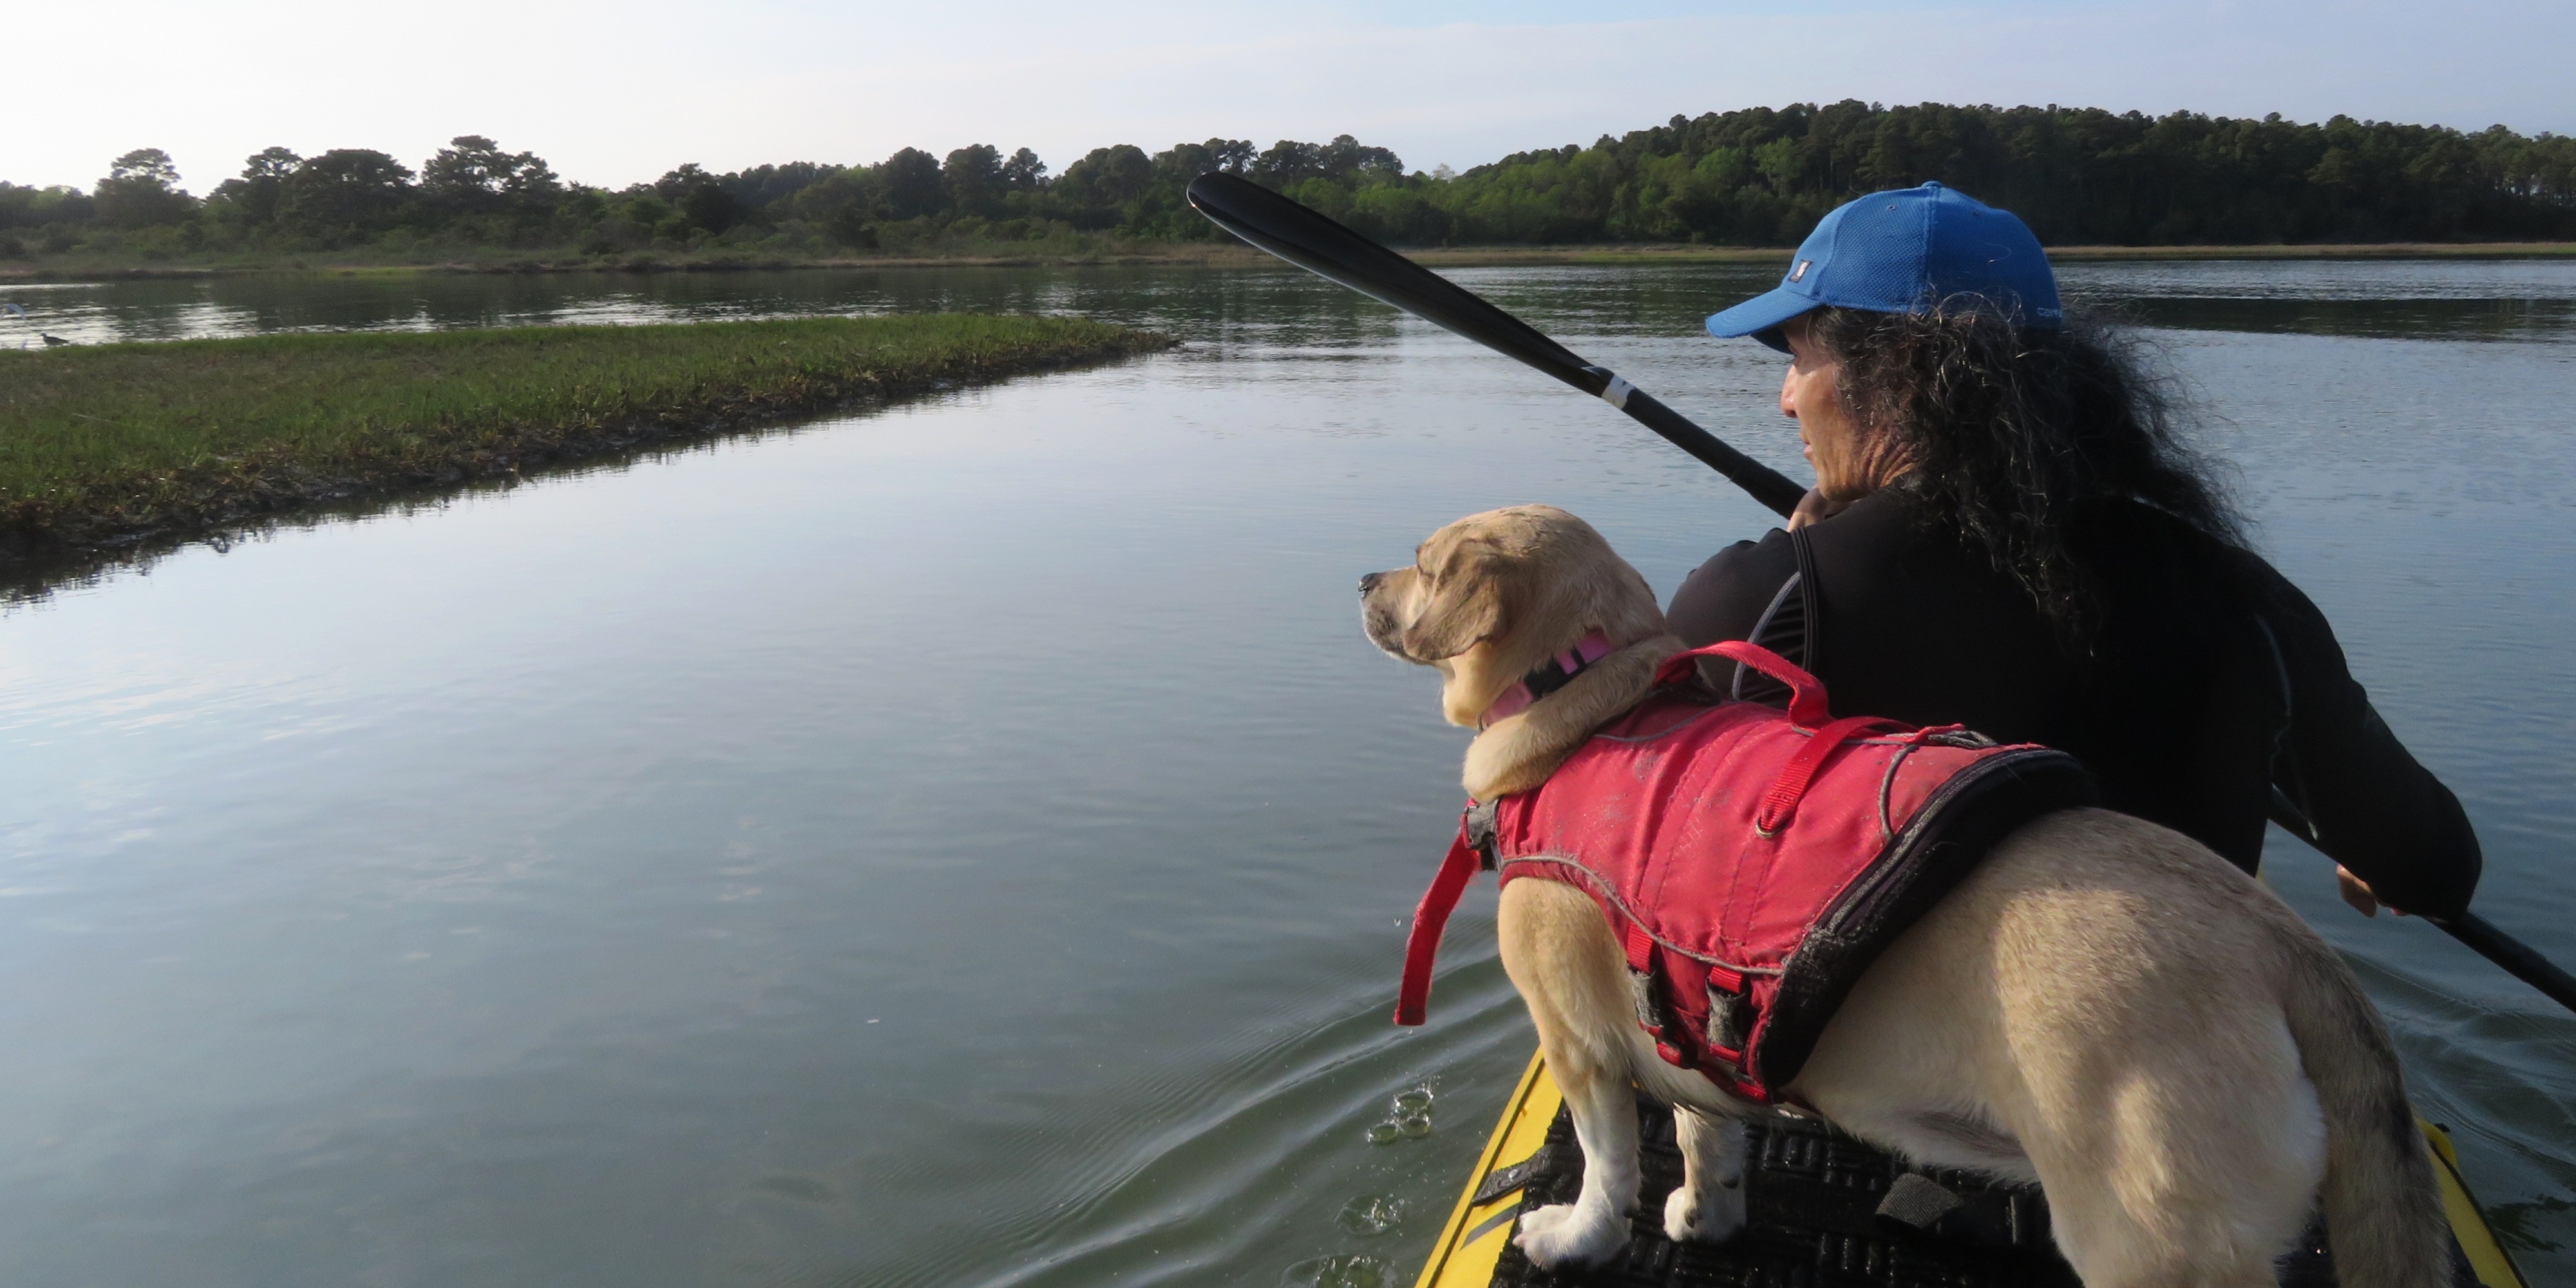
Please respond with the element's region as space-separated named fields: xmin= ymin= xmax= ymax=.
xmin=6 ymin=240 xmax=2572 ymax=283
xmin=1415 ymin=242 xmax=2576 ymax=266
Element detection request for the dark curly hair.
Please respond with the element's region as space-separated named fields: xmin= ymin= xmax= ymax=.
xmin=1805 ymin=300 xmax=2244 ymax=638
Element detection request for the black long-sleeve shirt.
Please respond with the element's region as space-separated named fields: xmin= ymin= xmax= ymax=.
xmin=1665 ymin=488 xmax=2481 ymax=919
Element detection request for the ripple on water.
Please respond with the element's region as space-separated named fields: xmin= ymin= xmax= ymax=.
xmin=1280 ymin=1253 xmax=1396 ymax=1287
xmin=944 ymin=945 xmax=1526 ymax=1288
xmin=1335 ymin=1194 xmax=1406 ymax=1238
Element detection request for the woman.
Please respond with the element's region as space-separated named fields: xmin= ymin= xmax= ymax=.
xmin=1671 ymin=183 xmax=2480 ymax=920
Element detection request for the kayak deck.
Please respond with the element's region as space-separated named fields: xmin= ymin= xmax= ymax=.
xmin=1416 ymin=1051 xmax=2527 ymax=1288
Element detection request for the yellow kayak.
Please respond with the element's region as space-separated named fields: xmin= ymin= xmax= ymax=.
xmin=1417 ymin=1050 xmax=2527 ymax=1288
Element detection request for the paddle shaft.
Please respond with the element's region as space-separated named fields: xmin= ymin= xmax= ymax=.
xmin=2436 ymin=911 xmax=2576 ymax=1015
xmin=1611 ymin=387 xmax=1806 ymax=515
xmin=1186 ymin=172 xmax=1806 ymax=516
xmin=2271 ymin=790 xmax=2576 ymax=1014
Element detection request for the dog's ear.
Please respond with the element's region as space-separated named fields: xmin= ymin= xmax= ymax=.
xmin=1402 ymin=540 xmax=1516 ymax=661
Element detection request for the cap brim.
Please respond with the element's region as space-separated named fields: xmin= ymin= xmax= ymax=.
xmin=1705 ymin=287 xmax=1817 ymax=353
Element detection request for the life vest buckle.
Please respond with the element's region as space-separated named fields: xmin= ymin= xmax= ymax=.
xmin=1628 ymin=967 xmax=1668 ymax=1036
xmin=1707 ymin=978 xmax=1751 ymax=1056
xmin=1622 ymin=921 xmax=1674 ymax=1037
xmin=1463 ymin=799 xmax=1501 ymax=871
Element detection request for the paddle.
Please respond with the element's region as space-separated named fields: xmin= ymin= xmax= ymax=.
xmin=1185 ymin=172 xmax=1807 ymax=517
xmin=2270 ymin=792 xmax=2576 ymax=1014
xmin=1192 ymin=170 xmax=2576 ymax=1018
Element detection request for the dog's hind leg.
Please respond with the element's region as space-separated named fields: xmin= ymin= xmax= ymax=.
xmin=1964 ymin=820 xmax=2329 ymax=1287
xmin=2017 ymin=1063 xmax=2318 ymax=1288
xmin=1499 ymin=879 xmax=1645 ymax=1270
xmin=1662 ymin=1104 xmax=1746 ymax=1244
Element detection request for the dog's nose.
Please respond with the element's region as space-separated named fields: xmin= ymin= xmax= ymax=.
xmin=1358 ymin=571 xmax=1383 ymax=595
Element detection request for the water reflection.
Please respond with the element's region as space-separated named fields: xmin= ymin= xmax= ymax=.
xmin=8 ymin=258 xmax=2574 ymax=348
xmin=0 ymin=261 xmax=2568 ymax=1287
xmin=2116 ymin=295 xmax=2576 ymax=342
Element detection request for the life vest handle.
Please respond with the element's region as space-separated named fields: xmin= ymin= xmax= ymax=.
xmin=1660 ymin=639 xmax=1832 ymax=727
xmin=1757 ymin=713 xmax=1900 ymax=833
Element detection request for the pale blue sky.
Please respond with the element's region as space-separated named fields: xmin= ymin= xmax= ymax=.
xmin=12 ymin=0 xmax=2571 ymax=192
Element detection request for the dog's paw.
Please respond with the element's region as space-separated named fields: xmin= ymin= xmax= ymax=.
xmin=1663 ymin=1178 xmax=1746 ymax=1244
xmin=1513 ymin=1203 xmax=1625 ymax=1269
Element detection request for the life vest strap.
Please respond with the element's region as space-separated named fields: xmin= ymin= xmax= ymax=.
xmin=1394 ymin=817 xmax=1483 ymax=1026
xmin=1622 ymin=919 xmax=1658 ymax=972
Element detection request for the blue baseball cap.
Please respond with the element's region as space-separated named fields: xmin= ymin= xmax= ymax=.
xmin=1705 ymin=182 xmax=2062 ymax=352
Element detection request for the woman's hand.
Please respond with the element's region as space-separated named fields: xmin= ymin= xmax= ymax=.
xmin=1786 ymin=488 xmax=1854 ymax=531
xmin=2337 ymin=865 xmax=2408 ymax=918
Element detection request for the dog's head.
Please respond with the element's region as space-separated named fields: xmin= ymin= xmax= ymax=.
xmin=1360 ymin=506 xmax=1664 ymax=727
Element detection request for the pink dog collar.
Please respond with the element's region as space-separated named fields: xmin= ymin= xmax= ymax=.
xmin=1478 ymin=630 xmax=1615 ymax=729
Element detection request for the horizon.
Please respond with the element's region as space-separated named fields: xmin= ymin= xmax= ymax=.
xmin=16 ymin=99 xmax=2572 ymax=201
xmin=10 ymin=0 xmax=2573 ymax=194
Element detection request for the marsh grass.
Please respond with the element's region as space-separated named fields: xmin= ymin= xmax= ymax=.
xmin=0 ymin=314 xmax=1169 ymax=556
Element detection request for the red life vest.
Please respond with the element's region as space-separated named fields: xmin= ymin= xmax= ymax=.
xmin=1396 ymin=641 xmax=2094 ymax=1105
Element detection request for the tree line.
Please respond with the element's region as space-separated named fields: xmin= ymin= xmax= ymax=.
xmin=5 ymin=102 xmax=2571 ymax=264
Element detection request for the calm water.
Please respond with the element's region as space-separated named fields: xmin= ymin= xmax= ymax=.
xmin=2 ymin=261 xmax=2573 ymax=1285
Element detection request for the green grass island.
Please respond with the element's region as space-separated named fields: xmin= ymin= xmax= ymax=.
xmin=0 ymin=314 xmax=1172 ymax=565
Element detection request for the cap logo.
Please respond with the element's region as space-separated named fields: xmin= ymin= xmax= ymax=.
xmin=1789 ymin=260 xmax=1811 ymax=283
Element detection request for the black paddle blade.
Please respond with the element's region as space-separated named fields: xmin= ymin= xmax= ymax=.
xmin=1186 ymin=171 xmax=1597 ymax=393
xmin=1186 ymin=172 xmax=1806 ymax=516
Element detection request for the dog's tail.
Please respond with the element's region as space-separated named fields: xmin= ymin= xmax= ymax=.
xmin=2277 ymin=922 xmax=2450 ymax=1288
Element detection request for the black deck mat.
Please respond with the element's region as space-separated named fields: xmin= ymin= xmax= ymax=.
xmin=1481 ymin=1095 xmax=2474 ymax=1288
